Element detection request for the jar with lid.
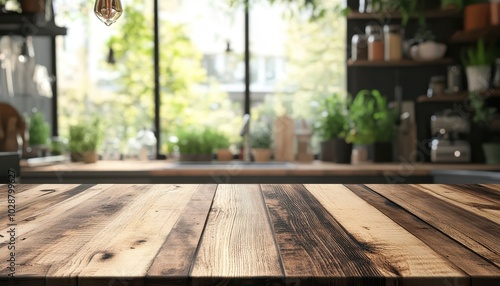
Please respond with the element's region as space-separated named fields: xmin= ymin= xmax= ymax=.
xmin=384 ymin=25 xmax=403 ymax=61
xmin=427 ymin=76 xmax=446 ymax=98
xmin=351 ymin=34 xmax=367 ymax=61
xmin=366 ymin=25 xmax=384 ymax=61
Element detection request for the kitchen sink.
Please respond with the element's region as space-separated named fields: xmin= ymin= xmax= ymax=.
xmin=164 ymin=161 xmax=297 ymax=169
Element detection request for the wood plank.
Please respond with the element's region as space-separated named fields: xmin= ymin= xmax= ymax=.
xmin=0 ymin=184 xmax=187 ymax=285
xmin=345 ymin=184 xmax=500 ymax=286
xmin=146 ymin=184 xmax=217 ymax=286
xmin=45 ymin=184 xmax=199 ymax=286
xmin=410 ymin=185 xmax=500 ymax=225
xmin=261 ymin=184 xmax=385 ymax=285
xmin=190 ymin=184 xmax=282 ymax=280
xmin=304 ymin=184 xmax=467 ymax=285
xmin=0 ymin=184 xmax=94 ymax=227
xmin=366 ymin=184 xmax=500 ymax=268
xmin=479 ymin=184 xmax=500 ymax=195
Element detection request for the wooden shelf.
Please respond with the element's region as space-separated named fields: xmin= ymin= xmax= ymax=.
xmin=449 ymin=25 xmax=500 ymax=44
xmin=348 ymin=9 xmax=461 ymax=20
xmin=417 ymin=89 xmax=500 ymax=103
xmin=0 ymin=12 xmax=67 ymax=36
xmin=347 ymin=58 xmax=454 ymax=67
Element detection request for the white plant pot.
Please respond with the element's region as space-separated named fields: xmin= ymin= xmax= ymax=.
xmin=466 ymin=65 xmax=491 ymax=92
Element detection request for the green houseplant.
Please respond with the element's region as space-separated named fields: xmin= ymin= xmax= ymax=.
xmin=346 ymin=89 xmax=397 ymax=163
xmin=468 ymin=92 xmax=500 ymax=164
xmin=251 ymin=128 xmax=273 ymax=162
xmin=214 ymin=131 xmax=233 ymax=161
xmin=462 ymin=39 xmax=495 ymax=92
xmin=315 ymin=93 xmax=352 ymax=163
xmin=68 ymin=118 xmax=102 ymax=163
xmin=28 ymin=111 xmax=50 ymax=147
xmin=176 ymin=127 xmax=220 ymax=161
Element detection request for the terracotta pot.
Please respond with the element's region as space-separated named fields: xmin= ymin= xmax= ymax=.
xmin=217 ymin=149 xmax=233 ymax=161
xmin=83 ymin=151 xmax=98 ymax=164
xmin=252 ymin=148 xmax=272 ymax=162
xmin=464 ymin=3 xmax=491 ymax=31
xmin=491 ymin=2 xmax=500 ymax=26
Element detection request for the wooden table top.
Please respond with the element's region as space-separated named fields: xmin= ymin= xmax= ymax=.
xmin=1 ymin=184 xmax=499 ymax=285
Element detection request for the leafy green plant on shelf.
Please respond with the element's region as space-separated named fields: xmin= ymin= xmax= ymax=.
xmin=68 ymin=118 xmax=102 ymax=163
xmin=314 ymin=92 xmax=350 ymax=142
xmin=461 ymin=39 xmax=496 ymax=67
xmin=28 ymin=111 xmax=50 ymax=147
xmin=176 ymin=127 xmax=220 ymax=155
xmin=251 ymin=128 xmax=273 ymax=149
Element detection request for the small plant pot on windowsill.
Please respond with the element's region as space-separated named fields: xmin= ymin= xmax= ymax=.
xmin=466 ymin=65 xmax=492 ymax=92
xmin=320 ymin=139 xmax=336 ymax=162
xmin=334 ymin=138 xmax=352 ymax=164
xmin=82 ymin=151 xmax=98 ymax=164
xmin=369 ymin=142 xmax=393 ymax=162
xmin=482 ymin=143 xmax=500 ymax=164
xmin=217 ymin=149 xmax=233 ymax=161
xmin=351 ymin=144 xmax=370 ymax=164
xmin=252 ymin=148 xmax=272 ymax=162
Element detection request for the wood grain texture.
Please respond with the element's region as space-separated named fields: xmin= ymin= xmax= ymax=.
xmin=191 ymin=184 xmax=282 ymax=278
xmin=305 ymin=184 xmax=467 ymax=285
xmin=146 ymin=184 xmax=217 ymax=286
xmin=261 ymin=184 xmax=384 ymax=285
xmin=345 ymin=184 xmax=500 ymax=286
xmin=51 ymin=184 xmax=199 ymax=286
xmin=0 ymin=184 xmax=93 ymax=228
xmin=412 ymin=184 xmax=500 ymax=224
xmin=366 ymin=184 xmax=500 ymax=268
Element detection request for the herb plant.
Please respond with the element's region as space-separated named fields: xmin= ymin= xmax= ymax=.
xmin=251 ymin=129 xmax=273 ymax=149
xmin=462 ymin=39 xmax=495 ymax=66
xmin=314 ymin=93 xmax=350 ymax=141
xmin=176 ymin=127 xmax=221 ymax=155
xmin=28 ymin=112 xmax=50 ymax=146
xmin=68 ymin=118 xmax=102 ymax=154
xmin=469 ymin=92 xmax=497 ymax=126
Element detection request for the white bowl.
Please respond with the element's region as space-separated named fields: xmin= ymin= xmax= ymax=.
xmin=410 ymin=41 xmax=447 ymax=61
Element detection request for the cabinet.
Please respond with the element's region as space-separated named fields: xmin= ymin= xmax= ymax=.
xmin=345 ymin=0 xmax=500 ymax=162
xmin=0 ymin=4 xmax=66 ymax=137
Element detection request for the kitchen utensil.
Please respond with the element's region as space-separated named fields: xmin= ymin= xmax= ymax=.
xmin=427 ymin=76 xmax=446 ymax=98
xmin=447 ymin=65 xmax=462 ymax=92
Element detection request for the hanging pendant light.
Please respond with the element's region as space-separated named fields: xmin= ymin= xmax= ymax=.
xmin=94 ymin=0 xmax=123 ymax=26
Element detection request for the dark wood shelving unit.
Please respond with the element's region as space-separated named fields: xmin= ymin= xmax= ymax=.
xmin=416 ymin=89 xmax=500 ymax=103
xmin=0 ymin=12 xmax=67 ymax=36
xmin=348 ymin=58 xmax=454 ymax=67
xmin=449 ymin=25 xmax=500 ymax=44
xmin=348 ymin=8 xmax=461 ymax=20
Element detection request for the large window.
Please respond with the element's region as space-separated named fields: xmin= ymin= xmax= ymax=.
xmin=55 ymin=0 xmax=345 ymax=157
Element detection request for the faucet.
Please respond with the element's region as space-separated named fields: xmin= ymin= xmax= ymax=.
xmin=240 ymin=114 xmax=251 ymax=162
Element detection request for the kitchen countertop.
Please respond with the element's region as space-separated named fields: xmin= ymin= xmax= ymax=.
xmin=19 ymin=160 xmax=500 ymax=184
xmin=1 ymin=184 xmax=499 ymax=285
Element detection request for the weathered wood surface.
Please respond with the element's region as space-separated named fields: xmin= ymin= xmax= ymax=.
xmin=0 ymin=184 xmax=498 ymax=286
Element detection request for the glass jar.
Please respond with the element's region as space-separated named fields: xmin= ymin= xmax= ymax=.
xmin=384 ymin=25 xmax=403 ymax=61
xmin=366 ymin=25 xmax=384 ymax=61
xmin=351 ymin=34 xmax=367 ymax=61
xmin=427 ymin=76 xmax=446 ymax=98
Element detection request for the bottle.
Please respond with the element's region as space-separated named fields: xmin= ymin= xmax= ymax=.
xmin=384 ymin=25 xmax=403 ymax=61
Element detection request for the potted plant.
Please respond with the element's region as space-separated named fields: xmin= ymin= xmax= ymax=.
xmin=28 ymin=111 xmax=50 ymax=156
xmin=371 ymin=90 xmax=398 ymax=162
xmin=464 ymin=0 xmax=491 ymax=31
xmin=215 ymin=131 xmax=233 ymax=162
xmin=462 ymin=39 xmax=495 ymax=92
xmin=409 ymin=15 xmax=447 ymax=61
xmin=68 ymin=118 xmax=102 ymax=163
xmin=345 ymin=90 xmax=377 ymax=164
xmin=176 ymin=127 xmax=218 ymax=162
xmin=251 ymin=129 xmax=273 ymax=162
xmin=468 ymin=92 xmax=500 ymax=164
xmin=314 ymin=93 xmax=352 ymax=163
